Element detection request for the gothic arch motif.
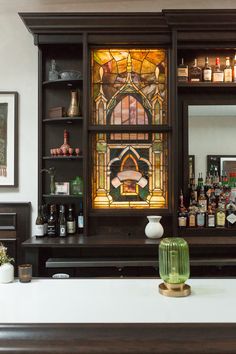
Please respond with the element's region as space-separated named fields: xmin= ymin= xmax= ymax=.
xmin=92 ymin=49 xmax=168 ymax=209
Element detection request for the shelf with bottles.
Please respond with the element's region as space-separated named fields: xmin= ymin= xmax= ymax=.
xmin=177 ymin=50 xmax=236 ymax=85
xmin=178 ymin=172 xmax=236 ymax=231
xmin=35 ymin=201 xmax=84 ymax=238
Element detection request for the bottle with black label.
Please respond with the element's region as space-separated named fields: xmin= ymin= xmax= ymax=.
xmin=67 ymin=204 xmax=76 ymax=235
xmin=58 ymin=204 xmax=67 ymax=237
xmin=47 ymin=204 xmax=57 ymax=237
xmin=35 ymin=205 xmax=44 ymax=238
xmin=42 ymin=204 xmax=48 ymax=236
xmin=78 ymin=201 xmax=84 ymax=234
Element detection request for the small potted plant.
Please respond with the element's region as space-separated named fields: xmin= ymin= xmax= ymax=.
xmin=0 ymin=243 xmax=14 ymax=283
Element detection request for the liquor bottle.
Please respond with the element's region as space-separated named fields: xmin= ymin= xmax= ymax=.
xmin=196 ymin=208 xmax=205 ymax=227
xmin=226 ymin=199 xmax=236 ymax=228
xmin=224 ymin=57 xmax=232 ymax=82
xmin=212 ymin=57 xmax=224 ymax=82
xmin=78 ymin=202 xmax=84 ymax=234
xmin=35 ymin=205 xmax=45 ymax=238
xmin=67 ymin=204 xmax=76 ymax=234
xmin=42 ymin=204 xmax=48 ymax=236
xmin=189 ymin=58 xmax=202 ymax=82
xmin=178 ymin=190 xmax=187 ymax=228
xmin=47 ymin=204 xmax=57 ymax=237
xmin=58 ymin=204 xmax=67 ymax=237
xmin=203 ymin=57 xmax=212 ymax=82
xmin=198 ymin=186 xmax=207 ymax=212
xmin=216 ymin=204 xmax=226 ymax=228
xmin=48 ymin=59 xmax=59 ymax=81
xmin=233 ymin=54 xmax=236 ymax=82
xmin=188 ymin=206 xmax=196 ymax=227
xmin=206 ymin=205 xmax=215 ymax=228
xmin=209 ymin=191 xmax=217 ymax=212
xmin=177 ymin=58 xmax=188 ymax=82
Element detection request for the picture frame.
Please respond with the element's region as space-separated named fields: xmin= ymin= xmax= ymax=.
xmin=207 ymin=155 xmax=236 ymax=176
xmin=0 ymin=92 xmax=18 ymax=187
xmin=55 ymin=182 xmax=70 ymax=195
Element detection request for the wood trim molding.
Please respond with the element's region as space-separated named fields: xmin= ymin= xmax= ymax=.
xmin=1 ymin=323 xmax=236 ymax=354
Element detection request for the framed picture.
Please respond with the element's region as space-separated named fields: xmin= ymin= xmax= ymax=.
xmin=55 ymin=182 xmax=70 ymax=195
xmin=0 ymin=92 xmax=18 ymax=187
xmin=207 ymin=155 xmax=236 ymax=177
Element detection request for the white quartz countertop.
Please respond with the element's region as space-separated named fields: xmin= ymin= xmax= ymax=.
xmin=1 ymin=278 xmax=236 ymax=323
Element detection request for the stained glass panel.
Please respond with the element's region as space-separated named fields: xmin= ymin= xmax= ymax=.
xmin=91 ymin=49 xmax=168 ymax=125
xmin=92 ymin=133 xmax=168 ymax=209
xmin=91 ymin=49 xmax=168 ymax=209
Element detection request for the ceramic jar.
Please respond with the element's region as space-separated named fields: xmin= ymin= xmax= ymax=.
xmin=0 ymin=263 xmax=14 ymax=283
xmin=145 ymin=215 xmax=164 ymax=239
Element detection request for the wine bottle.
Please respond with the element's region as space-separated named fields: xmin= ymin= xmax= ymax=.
xmin=47 ymin=204 xmax=57 ymax=237
xmin=67 ymin=204 xmax=76 ymax=235
xmin=78 ymin=202 xmax=84 ymax=234
xmin=58 ymin=204 xmax=67 ymax=237
xmin=35 ymin=205 xmax=44 ymax=238
xmin=42 ymin=204 xmax=48 ymax=236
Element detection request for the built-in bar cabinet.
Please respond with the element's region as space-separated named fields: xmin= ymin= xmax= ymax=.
xmin=20 ymin=10 xmax=236 ymax=276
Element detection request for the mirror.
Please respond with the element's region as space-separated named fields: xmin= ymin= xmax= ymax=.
xmin=188 ymin=105 xmax=236 ymax=180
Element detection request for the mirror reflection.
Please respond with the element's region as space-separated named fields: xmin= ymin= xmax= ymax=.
xmin=188 ymin=105 xmax=236 ymax=180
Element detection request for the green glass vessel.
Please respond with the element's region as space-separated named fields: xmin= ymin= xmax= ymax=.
xmin=159 ymin=237 xmax=190 ymax=284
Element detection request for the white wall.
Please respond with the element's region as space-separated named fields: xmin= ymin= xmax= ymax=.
xmin=1 ymin=0 xmax=236 ymax=235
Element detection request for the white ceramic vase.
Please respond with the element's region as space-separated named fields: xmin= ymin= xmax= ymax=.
xmin=145 ymin=215 xmax=164 ymax=239
xmin=0 ymin=263 xmax=14 ymax=283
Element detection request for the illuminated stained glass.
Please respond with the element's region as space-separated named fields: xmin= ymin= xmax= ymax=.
xmin=91 ymin=49 xmax=168 ymax=209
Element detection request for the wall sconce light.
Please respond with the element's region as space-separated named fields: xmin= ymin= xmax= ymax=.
xmin=159 ymin=238 xmax=191 ymax=297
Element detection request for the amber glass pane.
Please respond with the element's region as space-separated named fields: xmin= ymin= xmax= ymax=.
xmin=92 ymin=133 xmax=168 ymax=209
xmin=91 ymin=49 xmax=168 ymax=125
xmin=91 ymin=49 xmax=168 ymax=209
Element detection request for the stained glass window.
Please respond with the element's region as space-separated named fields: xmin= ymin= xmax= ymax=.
xmin=91 ymin=49 xmax=168 ymax=209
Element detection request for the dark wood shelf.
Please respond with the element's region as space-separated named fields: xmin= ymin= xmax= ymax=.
xmin=42 ymin=194 xmax=82 ymax=198
xmin=43 ymin=117 xmax=83 ymax=123
xmin=178 ymin=82 xmax=236 ymax=88
xmin=43 ymin=156 xmax=83 ymax=160
xmin=22 ymin=234 xmax=236 ymax=249
xmin=179 ymin=227 xmax=236 ymax=237
xmin=42 ymin=79 xmax=83 ymax=87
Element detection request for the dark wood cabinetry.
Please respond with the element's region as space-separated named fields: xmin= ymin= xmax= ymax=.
xmin=20 ymin=10 xmax=236 ymax=277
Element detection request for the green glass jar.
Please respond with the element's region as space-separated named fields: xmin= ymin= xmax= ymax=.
xmin=70 ymin=176 xmax=83 ymax=196
xmin=159 ymin=238 xmax=191 ymax=297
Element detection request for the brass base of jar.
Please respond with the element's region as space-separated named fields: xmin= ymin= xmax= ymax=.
xmin=159 ymin=282 xmax=191 ymax=297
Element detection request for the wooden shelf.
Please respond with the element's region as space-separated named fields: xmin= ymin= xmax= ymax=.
xmin=179 ymin=227 xmax=236 ymax=237
xmin=178 ymin=82 xmax=236 ymax=88
xmin=42 ymin=194 xmax=82 ymax=198
xmin=43 ymin=117 xmax=83 ymax=123
xmin=22 ymin=234 xmax=236 ymax=249
xmin=42 ymin=79 xmax=82 ymax=87
xmin=43 ymin=156 xmax=83 ymax=160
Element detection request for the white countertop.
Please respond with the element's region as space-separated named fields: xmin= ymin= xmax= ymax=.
xmin=1 ymin=278 xmax=236 ymax=323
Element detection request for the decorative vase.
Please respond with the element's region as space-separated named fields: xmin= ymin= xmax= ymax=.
xmin=145 ymin=215 xmax=164 ymax=239
xmin=67 ymin=90 xmax=80 ymax=117
xmin=0 ymin=263 xmax=14 ymax=283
